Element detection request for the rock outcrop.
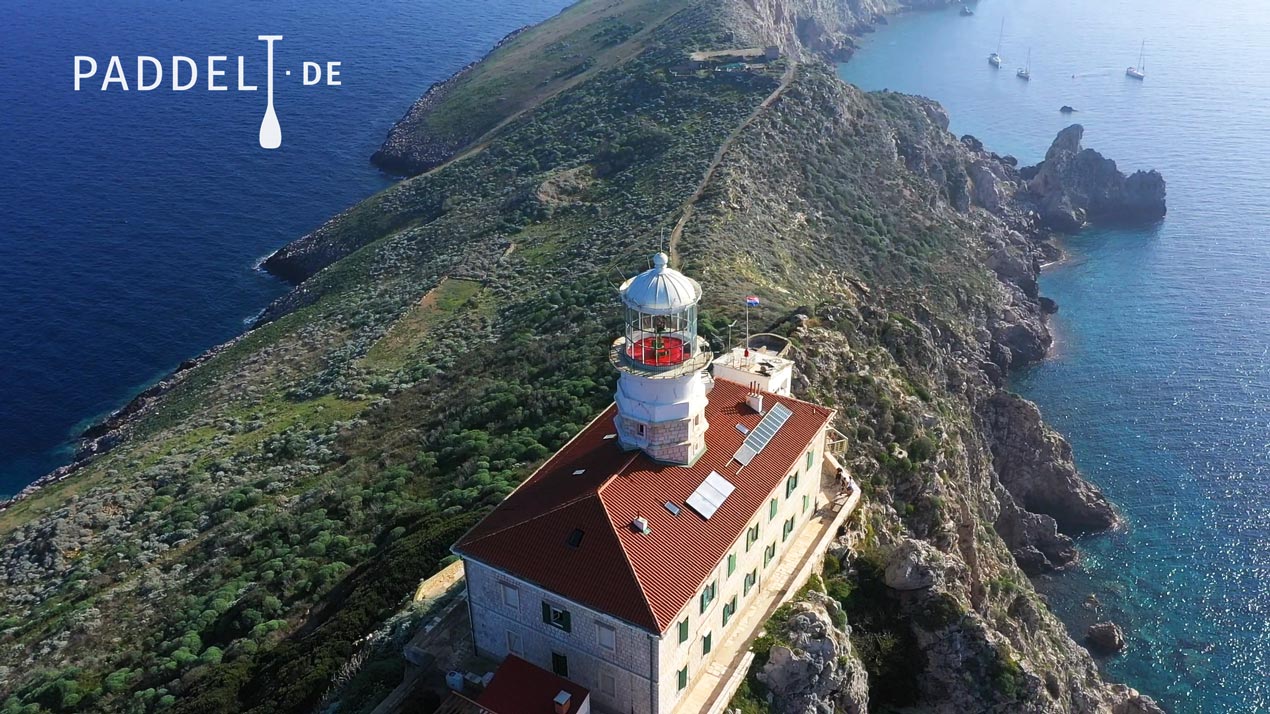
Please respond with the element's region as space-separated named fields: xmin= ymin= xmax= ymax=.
xmin=980 ymin=391 xmax=1119 ymax=534
xmin=1087 ymin=621 xmax=1127 ymax=654
xmin=758 ymin=595 xmax=869 ymax=714
xmin=1024 ymin=124 xmax=1166 ymax=231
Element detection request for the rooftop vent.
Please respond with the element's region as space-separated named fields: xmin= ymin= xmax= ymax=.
xmin=663 ymin=501 xmax=681 ymax=516
xmin=572 ymin=469 xmax=586 ymax=476
xmin=554 ymin=690 xmax=573 ymax=714
xmin=566 ymin=529 xmax=584 ymax=548
xmin=632 ymin=516 xmax=651 ymax=534
xmin=746 ymin=392 xmax=764 ymax=415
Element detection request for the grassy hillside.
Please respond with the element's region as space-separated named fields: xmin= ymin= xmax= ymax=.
xmin=0 ymin=1 xmax=1142 ymax=713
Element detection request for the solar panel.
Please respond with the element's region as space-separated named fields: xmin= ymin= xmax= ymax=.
xmin=685 ymin=471 xmax=736 ymax=519
xmin=733 ymin=402 xmax=794 ymax=466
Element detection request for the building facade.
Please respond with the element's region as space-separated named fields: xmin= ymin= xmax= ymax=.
xmin=455 ymin=254 xmax=835 ymax=714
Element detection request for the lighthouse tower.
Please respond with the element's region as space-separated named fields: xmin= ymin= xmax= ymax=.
xmin=610 ymin=253 xmax=714 ymax=465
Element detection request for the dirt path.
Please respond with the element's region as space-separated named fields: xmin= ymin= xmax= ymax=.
xmin=668 ymin=62 xmax=798 ymax=267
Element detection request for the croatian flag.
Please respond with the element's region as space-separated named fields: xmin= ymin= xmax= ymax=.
xmin=745 ymin=295 xmax=761 ymax=307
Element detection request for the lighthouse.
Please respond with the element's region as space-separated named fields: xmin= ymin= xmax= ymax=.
xmin=609 ymin=252 xmax=713 ymax=465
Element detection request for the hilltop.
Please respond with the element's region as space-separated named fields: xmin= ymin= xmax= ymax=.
xmin=1 ymin=1 xmax=1163 ymax=713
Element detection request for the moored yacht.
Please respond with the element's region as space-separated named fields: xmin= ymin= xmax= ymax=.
xmin=1017 ymin=48 xmax=1031 ymax=80
xmin=1126 ymin=40 xmax=1146 ymax=79
xmin=988 ymin=19 xmax=1004 ymax=68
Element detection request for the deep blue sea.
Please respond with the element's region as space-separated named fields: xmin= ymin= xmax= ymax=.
xmin=0 ymin=0 xmax=571 ymax=497
xmin=841 ymin=1 xmax=1269 ymax=711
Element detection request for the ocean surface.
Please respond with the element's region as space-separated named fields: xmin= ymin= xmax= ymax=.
xmin=0 ymin=0 xmax=571 ymax=498
xmin=841 ymin=1 xmax=1269 ymax=711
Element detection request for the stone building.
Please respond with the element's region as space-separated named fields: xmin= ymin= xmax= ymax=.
xmin=453 ymin=254 xmax=836 ymax=713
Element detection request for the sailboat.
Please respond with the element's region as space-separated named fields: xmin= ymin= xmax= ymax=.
xmin=1017 ymin=48 xmax=1031 ymax=80
xmin=1126 ymin=41 xmax=1146 ymax=80
xmin=988 ymin=18 xmax=1003 ymax=67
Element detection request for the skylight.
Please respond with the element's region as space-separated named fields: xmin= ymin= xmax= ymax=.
xmin=664 ymin=501 xmax=681 ymax=516
xmin=567 ymin=529 xmax=585 ymax=548
xmin=733 ymin=402 xmax=794 ymax=466
xmin=685 ymin=471 xmax=736 ymax=520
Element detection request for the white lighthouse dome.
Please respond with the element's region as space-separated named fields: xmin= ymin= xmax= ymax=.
xmin=619 ymin=252 xmax=702 ymax=315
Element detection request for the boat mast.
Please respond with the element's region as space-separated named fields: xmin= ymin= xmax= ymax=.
xmin=997 ymin=18 xmax=1004 ymax=53
xmin=1139 ymin=40 xmax=1146 ymax=71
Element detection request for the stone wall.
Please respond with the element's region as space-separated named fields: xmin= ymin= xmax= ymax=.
xmin=465 ymin=559 xmax=658 ymax=714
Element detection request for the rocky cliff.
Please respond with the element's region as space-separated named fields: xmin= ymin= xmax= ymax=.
xmin=0 ymin=2 xmax=1167 ymax=713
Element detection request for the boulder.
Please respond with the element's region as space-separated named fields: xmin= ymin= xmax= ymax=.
xmin=1087 ymin=621 xmax=1126 ymax=654
xmin=1024 ymin=125 xmax=1166 ymax=230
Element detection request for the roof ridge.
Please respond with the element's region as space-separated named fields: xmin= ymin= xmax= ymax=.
xmin=596 ymin=483 xmax=665 ymax=632
xmin=451 ymin=405 xmax=619 ymax=549
xmin=457 ymin=490 xmax=602 ymax=547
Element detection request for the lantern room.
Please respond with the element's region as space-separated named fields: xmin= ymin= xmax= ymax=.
xmin=610 ymin=252 xmax=713 ymax=464
xmin=617 ymin=252 xmax=701 ymax=370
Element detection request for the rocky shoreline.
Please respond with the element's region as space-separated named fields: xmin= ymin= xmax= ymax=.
xmin=0 ymin=3 xmax=1171 ymax=711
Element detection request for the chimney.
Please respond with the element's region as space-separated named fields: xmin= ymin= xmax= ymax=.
xmin=632 ymin=516 xmax=651 ymax=534
xmin=553 ymin=690 xmax=572 ymax=714
xmin=746 ymin=392 xmax=764 ymax=415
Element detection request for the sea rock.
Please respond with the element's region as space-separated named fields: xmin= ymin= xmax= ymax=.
xmin=757 ymin=596 xmax=869 ymax=714
xmin=1060 ymin=105 xmax=1077 ymax=114
xmin=1025 ymin=124 xmax=1166 ymax=230
xmin=980 ymin=391 xmax=1119 ymax=533
xmin=1087 ymin=621 xmax=1126 ymax=654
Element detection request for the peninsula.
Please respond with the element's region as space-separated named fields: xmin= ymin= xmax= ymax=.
xmin=0 ymin=1 xmax=1166 ymax=713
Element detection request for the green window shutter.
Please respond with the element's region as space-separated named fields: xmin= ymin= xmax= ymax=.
xmin=678 ymin=666 xmax=688 ymax=690
xmin=678 ymin=618 xmax=689 ymax=643
xmin=803 ymin=493 xmax=810 ymax=513
xmin=541 ymin=602 xmax=551 ymax=625
xmin=561 ymin=609 xmax=571 ymax=633
xmin=703 ymin=632 xmax=712 ymax=655
xmin=807 ymin=449 xmax=814 ymax=471
xmin=769 ymin=498 xmax=777 ymax=520
xmin=727 ymin=553 xmax=736 ymax=576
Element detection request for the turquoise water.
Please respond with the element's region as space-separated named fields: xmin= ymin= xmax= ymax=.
xmin=1 ymin=0 xmax=572 ymax=497
xmin=840 ymin=1 xmax=1269 ymax=711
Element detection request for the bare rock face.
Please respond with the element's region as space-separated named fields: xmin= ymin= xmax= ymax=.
xmin=1087 ymin=621 xmax=1127 ymax=654
xmin=883 ymin=539 xmax=950 ymax=591
xmin=993 ymin=486 xmax=1078 ymax=574
xmin=758 ymin=596 xmax=869 ymax=714
xmin=980 ymin=391 xmax=1119 ymax=534
xmin=1024 ymin=125 xmax=1166 ymax=231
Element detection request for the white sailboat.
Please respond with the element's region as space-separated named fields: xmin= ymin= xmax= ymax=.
xmin=1126 ymin=41 xmax=1146 ymax=80
xmin=1017 ymin=48 xmax=1031 ymax=80
xmin=988 ymin=18 xmax=1003 ymax=67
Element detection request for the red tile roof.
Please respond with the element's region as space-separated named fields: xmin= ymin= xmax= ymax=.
xmin=454 ymin=379 xmax=834 ymax=632
xmin=477 ymin=655 xmax=590 ymax=714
